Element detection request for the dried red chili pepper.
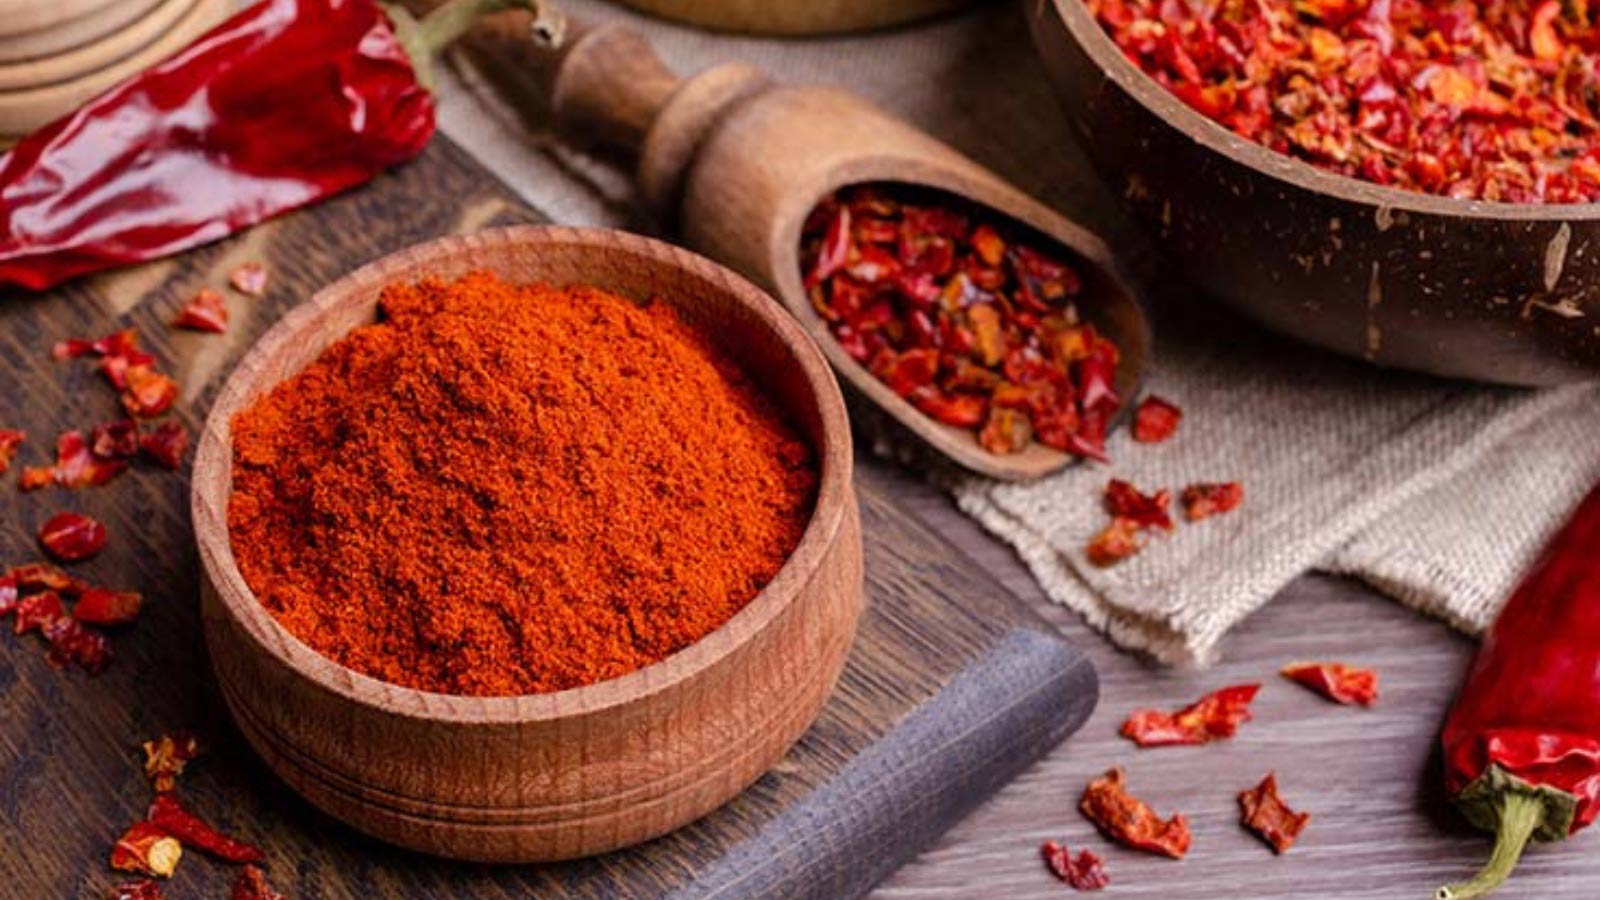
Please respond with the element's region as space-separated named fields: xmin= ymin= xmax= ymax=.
xmin=1121 ymin=684 xmax=1261 ymax=747
xmin=7 ymin=562 xmax=88 ymax=593
xmin=0 ymin=0 xmax=564 ymax=291
xmin=54 ymin=329 xmax=156 ymax=390
xmin=1437 ymin=481 xmax=1600 ymax=899
xmin=232 ymin=866 xmax=287 ymax=900
xmin=38 ymin=512 xmax=109 ymax=562
xmin=121 ymin=367 xmax=180 ymax=419
xmin=110 ymin=821 xmax=183 ymax=877
xmin=110 ymin=880 xmax=167 ymax=900
xmin=91 ymin=420 xmax=142 ymax=460
xmin=0 ymin=574 xmax=15 ymax=618
xmin=143 ymin=734 xmax=204 ymax=793
xmin=800 ymin=184 xmax=1121 ymax=459
xmin=1281 ymin=661 xmax=1379 ymax=706
xmin=1182 ymin=482 xmax=1244 ymax=521
xmin=74 ymin=588 xmax=144 ymax=627
xmin=1131 ymin=395 xmax=1182 ymax=443
xmin=1087 ymin=0 xmax=1600 ymax=202
xmin=31 ymin=430 xmax=131 ymax=489
xmin=43 ymin=615 xmax=113 ymax=672
xmin=1086 ymin=517 xmax=1143 ymax=567
xmin=1239 ymin=772 xmax=1311 ymax=854
xmin=13 ymin=591 xmax=64 ymax=634
xmin=1104 ymin=478 xmax=1173 ymax=530
xmin=1080 ymin=767 xmax=1191 ymax=858
xmin=173 ymin=289 xmax=229 ymax=334
xmin=229 ymin=262 xmax=269 ymax=297
xmin=1041 ymin=840 xmax=1110 ymax=891
xmin=140 ymin=423 xmax=191 ymax=471
xmin=0 ymin=429 xmax=22 ymax=475
xmin=146 ymin=793 xmax=265 ymax=864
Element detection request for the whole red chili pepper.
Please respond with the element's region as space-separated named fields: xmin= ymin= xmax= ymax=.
xmin=1437 ymin=481 xmax=1600 ymax=899
xmin=0 ymin=0 xmax=564 ymax=291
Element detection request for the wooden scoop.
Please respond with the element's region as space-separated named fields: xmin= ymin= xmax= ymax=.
xmin=419 ymin=5 xmax=1151 ymax=481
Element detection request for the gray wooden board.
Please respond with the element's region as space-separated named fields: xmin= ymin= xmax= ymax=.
xmin=0 ymin=137 xmax=1097 ymax=899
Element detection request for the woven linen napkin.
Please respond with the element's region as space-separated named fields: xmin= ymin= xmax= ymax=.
xmin=432 ymin=0 xmax=1600 ymax=665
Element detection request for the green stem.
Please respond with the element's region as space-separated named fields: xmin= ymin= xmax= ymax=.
xmin=1436 ymin=792 xmax=1545 ymax=900
xmin=385 ymin=0 xmax=566 ymax=90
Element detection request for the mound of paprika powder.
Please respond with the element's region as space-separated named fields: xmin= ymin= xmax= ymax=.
xmin=228 ymin=272 xmax=817 ymax=696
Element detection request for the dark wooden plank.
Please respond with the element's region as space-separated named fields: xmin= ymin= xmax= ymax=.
xmin=0 ymin=137 xmax=1095 ymax=899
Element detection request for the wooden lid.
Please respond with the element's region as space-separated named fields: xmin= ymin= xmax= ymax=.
xmin=0 ymin=0 xmax=195 ymax=91
xmin=0 ymin=0 xmax=166 ymax=63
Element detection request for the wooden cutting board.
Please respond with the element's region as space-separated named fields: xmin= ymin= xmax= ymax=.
xmin=0 ymin=137 xmax=1096 ymax=898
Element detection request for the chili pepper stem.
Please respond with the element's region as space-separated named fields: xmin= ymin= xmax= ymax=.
xmin=1436 ymin=792 xmax=1545 ymax=900
xmin=386 ymin=0 xmax=565 ymax=90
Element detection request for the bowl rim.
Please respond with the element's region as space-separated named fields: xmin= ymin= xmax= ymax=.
xmin=192 ymin=225 xmax=856 ymax=725
xmin=1043 ymin=0 xmax=1600 ymax=222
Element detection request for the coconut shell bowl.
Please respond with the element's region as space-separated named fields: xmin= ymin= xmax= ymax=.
xmin=1030 ymin=0 xmax=1600 ymax=386
xmin=192 ymin=226 xmax=865 ymax=863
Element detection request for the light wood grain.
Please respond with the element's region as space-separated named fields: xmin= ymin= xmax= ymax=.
xmin=193 ymin=225 xmax=865 ymax=863
xmin=408 ymin=3 xmax=1152 ymax=482
xmin=606 ymin=0 xmax=978 ymax=36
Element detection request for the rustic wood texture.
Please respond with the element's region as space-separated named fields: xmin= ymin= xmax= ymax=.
xmin=0 ymin=138 xmax=1095 ymax=897
xmin=194 ymin=225 xmax=866 ymax=863
xmin=404 ymin=3 xmax=1153 ymax=482
xmin=1030 ymin=0 xmax=1600 ymax=386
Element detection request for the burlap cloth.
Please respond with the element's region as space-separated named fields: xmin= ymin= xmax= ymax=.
xmin=433 ymin=0 xmax=1600 ymax=665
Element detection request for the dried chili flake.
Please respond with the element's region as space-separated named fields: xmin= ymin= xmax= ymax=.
xmin=1086 ymin=517 xmax=1143 ymax=567
xmin=1104 ymin=479 xmax=1173 ymax=530
xmin=0 ymin=429 xmax=22 ymax=475
xmin=143 ymin=734 xmax=203 ymax=793
xmin=38 ymin=512 xmax=109 ymax=562
xmin=801 ymin=184 xmax=1120 ymax=459
xmin=1121 ymin=684 xmax=1261 ymax=747
xmin=1238 ymin=772 xmax=1311 ymax=854
xmin=173 ymin=289 xmax=229 ymax=334
xmin=40 ymin=431 xmax=131 ymax=489
xmin=1086 ymin=0 xmax=1600 ymax=203
xmin=231 ymin=866 xmax=286 ymax=900
xmin=110 ymin=821 xmax=182 ymax=877
xmin=13 ymin=591 xmax=63 ymax=633
xmin=43 ymin=615 xmax=112 ymax=672
xmin=1281 ymin=661 xmax=1379 ymax=706
xmin=122 ymin=367 xmax=180 ymax=419
xmin=1182 ymin=482 xmax=1244 ymax=521
xmin=18 ymin=466 xmax=53 ymax=491
xmin=92 ymin=420 xmax=142 ymax=460
xmin=229 ymin=262 xmax=269 ymax=296
xmin=110 ymin=880 xmax=167 ymax=900
xmin=0 ymin=574 xmax=15 ymax=617
xmin=140 ymin=423 xmax=190 ymax=470
xmin=75 ymin=588 xmax=144 ymax=627
xmin=1079 ymin=767 xmax=1191 ymax=858
xmin=1131 ymin=395 xmax=1182 ymax=443
xmin=8 ymin=562 xmax=87 ymax=593
xmin=1041 ymin=840 xmax=1110 ymax=890
xmin=147 ymin=793 xmax=265 ymax=863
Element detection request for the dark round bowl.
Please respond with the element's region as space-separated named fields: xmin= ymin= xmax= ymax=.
xmin=1029 ymin=0 xmax=1600 ymax=386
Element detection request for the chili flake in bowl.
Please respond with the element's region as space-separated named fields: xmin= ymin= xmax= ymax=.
xmin=193 ymin=226 xmax=863 ymax=863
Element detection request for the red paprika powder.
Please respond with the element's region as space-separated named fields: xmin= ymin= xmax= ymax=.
xmin=229 ymin=272 xmax=817 ymax=696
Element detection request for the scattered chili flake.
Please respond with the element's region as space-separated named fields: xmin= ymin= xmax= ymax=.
xmin=140 ymin=423 xmax=190 ymax=470
xmin=30 ymin=430 xmax=131 ymax=490
xmin=1041 ymin=840 xmax=1111 ymax=890
xmin=1238 ymin=772 xmax=1311 ymax=854
xmin=229 ymin=262 xmax=269 ymax=297
xmin=122 ymin=366 xmax=180 ymax=419
xmin=0 ymin=574 xmax=15 ymax=617
xmin=0 ymin=428 xmax=22 ymax=475
xmin=1086 ymin=0 xmax=1600 ymax=203
xmin=1104 ymin=478 xmax=1173 ymax=530
xmin=43 ymin=615 xmax=112 ymax=672
xmin=1121 ymin=684 xmax=1261 ymax=747
xmin=110 ymin=880 xmax=167 ymax=900
xmin=110 ymin=821 xmax=183 ymax=877
xmin=75 ymin=588 xmax=144 ymax=627
xmin=1079 ymin=767 xmax=1192 ymax=858
xmin=173 ymin=288 xmax=229 ymax=333
xmin=1131 ymin=395 xmax=1182 ymax=443
xmin=146 ymin=793 xmax=265 ymax=863
xmin=38 ymin=512 xmax=109 ymax=562
xmin=801 ymin=184 xmax=1120 ymax=459
xmin=231 ymin=865 xmax=286 ymax=900
xmin=14 ymin=591 xmax=64 ymax=633
xmin=1281 ymin=661 xmax=1379 ymax=706
xmin=1086 ymin=517 xmax=1144 ymax=567
xmin=8 ymin=561 xmax=88 ymax=593
xmin=143 ymin=734 xmax=203 ymax=793
xmin=54 ymin=328 xmax=157 ymax=389
xmin=92 ymin=420 xmax=143 ymax=460
xmin=1182 ymin=482 xmax=1244 ymax=521
xmin=18 ymin=466 xmax=53 ymax=491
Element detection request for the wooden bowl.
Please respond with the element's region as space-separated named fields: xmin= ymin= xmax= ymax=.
xmin=607 ymin=0 xmax=979 ymax=35
xmin=0 ymin=0 xmax=194 ymax=91
xmin=0 ymin=0 xmax=166 ymax=63
xmin=192 ymin=226 xmax=865 ymax=863
xmin=1029 ymin=0 xmax=1600 ymax=386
